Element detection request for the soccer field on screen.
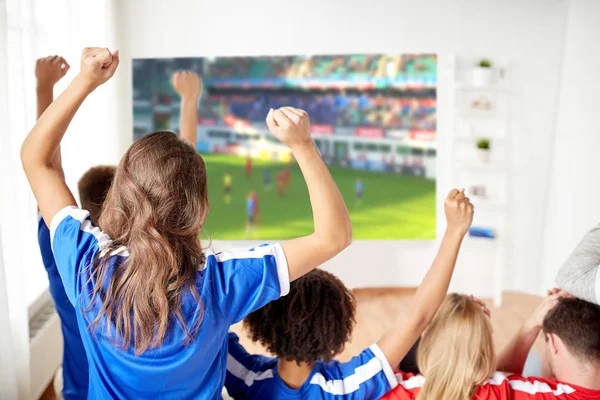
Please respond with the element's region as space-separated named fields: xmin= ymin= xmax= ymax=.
xmin=201 ymin=153 xmax=436 ymax=240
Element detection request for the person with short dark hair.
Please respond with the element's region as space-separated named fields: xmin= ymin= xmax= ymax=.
xmin=225 ymin=189 xmax=474 ymax=399
xmin=542 ymin=297 xmax=600 ymax=387
xmin=77 ymin=165 xmax=116 ymax=225
xmin=35 ymin=54 xmax=89 ymax=400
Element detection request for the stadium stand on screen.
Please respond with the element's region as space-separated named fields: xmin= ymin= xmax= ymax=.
xmin=132 ymin=54 xmax=437 ymax=240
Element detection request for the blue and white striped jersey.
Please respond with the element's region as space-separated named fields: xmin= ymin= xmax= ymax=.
xmin=225 ymin=332 xmax=397 ymax=399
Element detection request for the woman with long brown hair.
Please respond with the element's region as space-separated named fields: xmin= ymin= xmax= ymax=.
xmin=21 ymin=47 xmax=352 ymax=399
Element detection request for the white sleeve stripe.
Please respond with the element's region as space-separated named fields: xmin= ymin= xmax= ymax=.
xmin=395 ymin=373 xmax=425 ymax=389
xmin=208 ymin=244 xmax=290 ymax=297
xmin=396 ymin=371 xmax=578 ymax=395
xmin=273 ymin=243 xmax=290 ymax=297
xmin=508 ymin=379 xmax=576 ymax=395
xmin=595 ymin=265 xmax=600 ymax=304
xmin=49 ymin=205 xmax=113 ymax=251
xmin=309 ymin=354 xmax=387 ymax=395
xmin=226 ymin=354 xmax=274 ymax=387
xmin=49 ymin=205 xmax=80 ymax=243
xmin=482 ymin=372 xmax=507 ymax=386
xmin=369 ymin=344 xmax=398 ymax=390
xmin=213 ymin=245 xmax=276 ymax=262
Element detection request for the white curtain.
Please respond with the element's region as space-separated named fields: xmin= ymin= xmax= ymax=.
xmin=0 ymin=0 xmax=119 ymax=397
xmin=0 ymin=1 xmax=21 ymax=396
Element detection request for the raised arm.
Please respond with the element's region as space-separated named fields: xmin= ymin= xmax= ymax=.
xmin=376 ymin=189 xmax=473 ymax=368
xmin=266 ymin=107 xmax=352 ymax=281
xmin=22 ymin=48 xmax=119 ymax=226
xmin=496 ymin=289 xmax=569 ymax=374
xmin=556 ymin=223 xmax=600 ymax=304
xmin=171 ymin=71 xmax=201 ymax=147
xmin=35 ymin=56 xmax=70 ymax=180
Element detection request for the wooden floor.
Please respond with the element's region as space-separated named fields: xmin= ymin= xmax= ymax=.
xmin=231 ymin=288 xmax=545 ymax=363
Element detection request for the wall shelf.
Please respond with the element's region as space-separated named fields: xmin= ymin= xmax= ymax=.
xmin=448 ymin=55 xmax=512 ymax=307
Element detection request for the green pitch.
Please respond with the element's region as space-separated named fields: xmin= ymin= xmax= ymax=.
xmin=201 ymin=153 xmax=436 ymax=240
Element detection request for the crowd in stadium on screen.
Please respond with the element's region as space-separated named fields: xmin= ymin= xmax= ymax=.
xmin=198 ymin=93 xmax=436 ymax=130
xmin=207 ymin=54 xmax=436 ymax=80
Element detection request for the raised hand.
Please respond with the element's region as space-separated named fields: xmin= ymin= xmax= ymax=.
xmin=36 ymin=56 xmax=70 ymax=90
xmin=78 ymin=47 xmax=119 ymax=89
xmin=469 ymin=295 xmax=491 ymax=318
xmin=527 ymin=288 xmax=573 ymax=329
xmin=265 ymin=107 xmax=312 ymax=150
xmin=444 ymin=188 xmax=474 ymax=238
xmin=171 ymin=71 xmax=202 ymax=100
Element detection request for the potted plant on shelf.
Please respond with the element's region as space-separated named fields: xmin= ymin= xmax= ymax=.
xmin=476 ymin=138 xmax=491 ymax=162
xmin=472 ymin=58 xmax=493 ymax=87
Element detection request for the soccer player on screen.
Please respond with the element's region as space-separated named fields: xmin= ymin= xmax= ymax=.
xmin=283 ymin=166 xmax=292 ymax=188
xmin=356 ymin=178 xmax=364 ymax=206
xmin=277 ymin=172 xmax=286 ymax=198
xmin=263 ymin=168 xmax=271 ymax=191
xmin=224 ymin=172 xmax=232 ymax=205
xmin=244 ymin=190 xmax=259 ymax=239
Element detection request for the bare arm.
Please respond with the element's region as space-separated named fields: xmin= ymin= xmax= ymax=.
xmin=496 ymin=321 xmax=540 ymax=375
xmin=36 ymin=56 xmax=70 ymax=180
xmin=266 ymin=107 xmax=352 ymax=281
xmin=497 ymin=290 xmax=568 ymax=373
xmin=171 ymin=71 xmax=201 ymax=147
xmin=22 ymin=48 xmax=119 ymax=226
xmin=556 ymin=224 xmax=600 ymax=304
xmin=377 ymin=189 xmax=473 ymax=368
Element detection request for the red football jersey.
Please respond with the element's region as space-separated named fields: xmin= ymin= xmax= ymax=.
xmin=381 ymin=371 xmax=600 ymax=400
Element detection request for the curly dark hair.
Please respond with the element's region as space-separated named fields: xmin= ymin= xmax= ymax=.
xmin=245 ymin=269 xmax=356 ymax=365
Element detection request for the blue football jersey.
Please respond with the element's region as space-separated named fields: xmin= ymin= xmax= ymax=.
xmin=225 ymin=332 xmax=397 ymax=399
xmin=38 ymin=214 xmax=89 ymax=400
xmin=50 ymin=206 xmax=289 ymax=399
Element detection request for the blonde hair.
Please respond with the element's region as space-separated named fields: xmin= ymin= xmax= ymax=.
xmin=416 ymin=293 xmax=495 ymax=400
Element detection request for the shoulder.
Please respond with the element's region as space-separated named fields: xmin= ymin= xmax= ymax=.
xmin=51 ymin=206 xmax=111 ymax=248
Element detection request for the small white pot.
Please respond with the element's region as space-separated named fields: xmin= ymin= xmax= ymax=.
xmin=471 ymin=67 xmax=493 ymax=87
xmin=477 ymin=148 xmax=491 ymax=163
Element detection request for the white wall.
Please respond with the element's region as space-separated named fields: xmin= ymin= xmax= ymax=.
xmin=541 ymin=0 xmax=600 ymax=290
xmin=113 ymin=0 xmax=569 ymax=297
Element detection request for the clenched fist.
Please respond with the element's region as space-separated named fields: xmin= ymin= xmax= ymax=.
xmin=78 ymin=47 xmax=119 ymax=89
xmin=36 ymin=56 xmax=69 ymax=89
xmin=265 ymin=107 xmax=312 ymax=149
xmin=444 ymin=188 xmax=474 ymax=238
xmin=171 ymin=71 xmax=202 ymax=100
